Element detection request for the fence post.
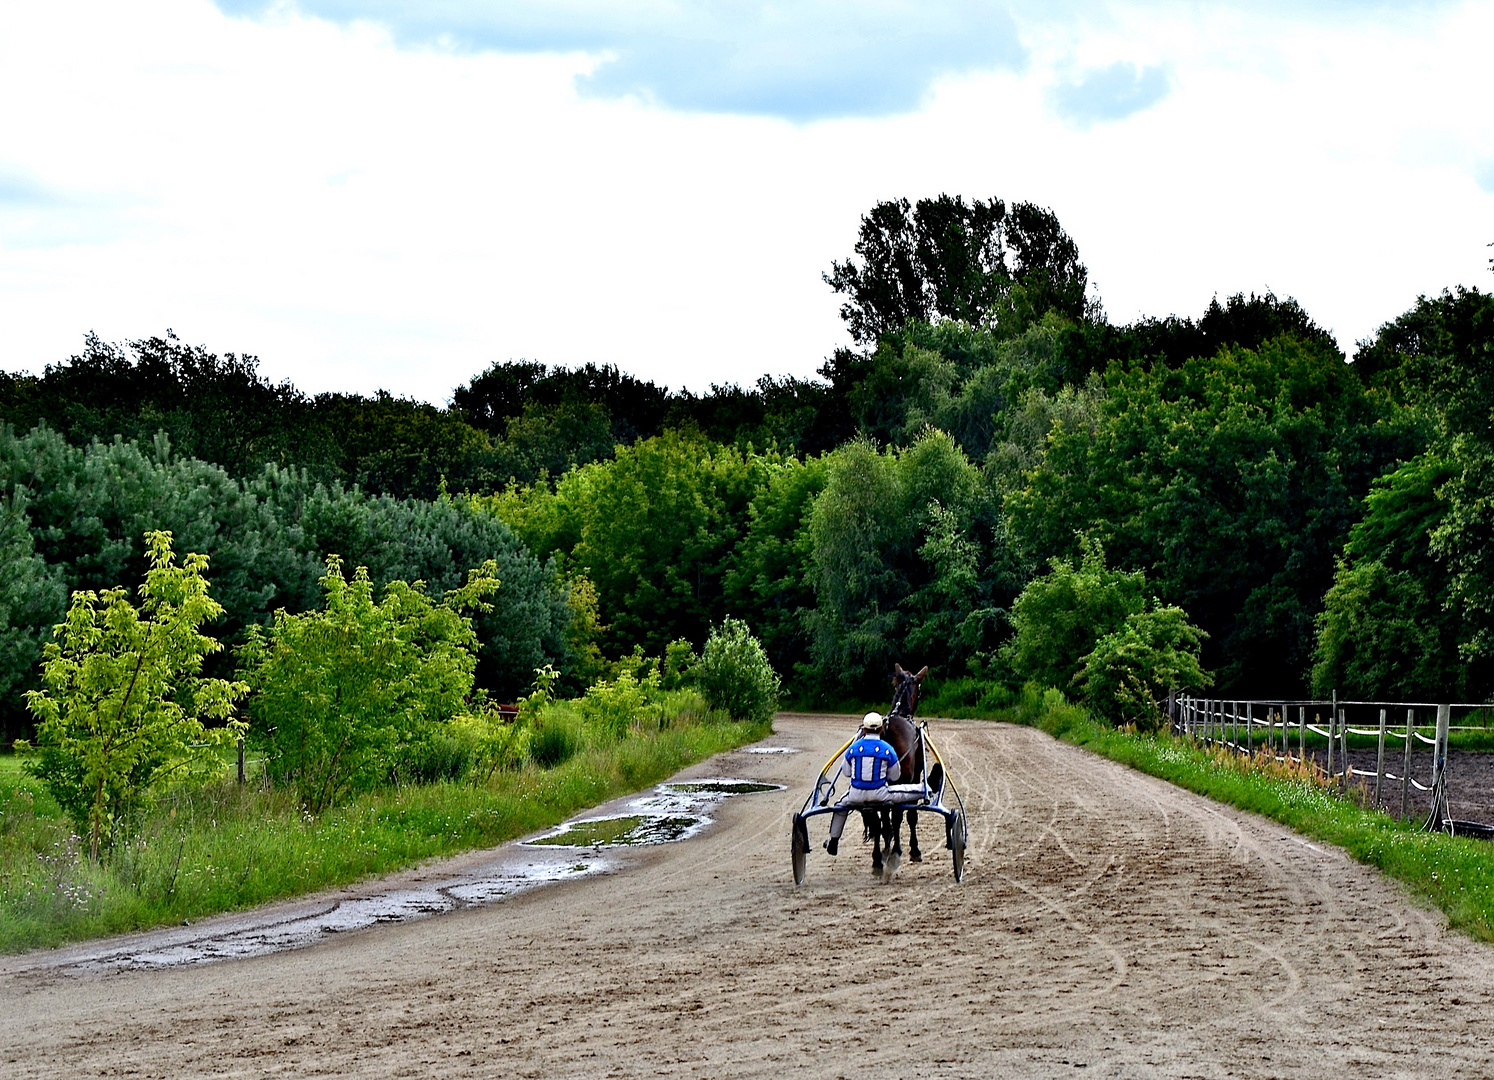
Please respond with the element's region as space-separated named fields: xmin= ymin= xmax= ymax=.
xmin=1231 ymin=700 xmax=1238 ymax=749
xmin=1374 ymin=708 xmax=1386 ymax=810
xmin=1326 ymin=702 xmax=1336 ymax=779
xmin=237 ymin=735 xmax=247 ymax=786
xmin=1299 ymin=705 xmax=1306 ymax=759
xmin=1246 ymin=702 xmax=1254 ymax=755
xmin=1401 ymin=708 xmax=1413 ymax=820
xmin=1344 ymin=711 xmax=1356 ymax=794
xmin=1425 ymin=703 xmax=1451 ymax=831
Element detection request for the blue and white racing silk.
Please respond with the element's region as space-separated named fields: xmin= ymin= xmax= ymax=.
xmin=844 ymin=736 xmax=899 ymax=790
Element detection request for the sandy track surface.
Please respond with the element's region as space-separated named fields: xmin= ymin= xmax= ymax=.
xmin=6 ymin=715 xmax=1494 ymax=1078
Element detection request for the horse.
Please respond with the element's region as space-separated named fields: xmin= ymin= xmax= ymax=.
xmin=860 ymin=663 xmax=927 ymax=880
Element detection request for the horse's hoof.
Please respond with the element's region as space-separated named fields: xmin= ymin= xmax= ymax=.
xmin=909 ymin=851 xmax=923 ymax=864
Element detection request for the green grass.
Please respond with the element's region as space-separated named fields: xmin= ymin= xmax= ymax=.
xmin=1014 ymin=692 xmax=1494 ymax=943
xmin=0 ymin=705 xmax=767 ymax=954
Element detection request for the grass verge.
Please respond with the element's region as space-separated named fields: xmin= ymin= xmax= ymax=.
xmin=0 ymin=708 xmax=767 ymax=954
xmin=1009 ymin=686 xmax=1494 ymax=943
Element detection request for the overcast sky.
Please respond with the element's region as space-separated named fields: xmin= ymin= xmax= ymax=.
xmin=1 ymin=1 xmax=1490 ymax=401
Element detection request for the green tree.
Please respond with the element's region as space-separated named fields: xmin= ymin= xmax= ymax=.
xmin=1003 ymin=334 xmax=1412 ymax=692
xmin=1313 ymin=455 xmax=1469 ymax=698
xmin=21 ymin=531 xmax=247 ymax=860
xmin=824 ymin=195 xmax=1093 ymax=346
xmin=509 ymin=431 xmax=771 ymax=657
xmin=694 ymin=617 xmax=780 ymax=726
xmin=804 ymin=438 xmax=909 ymax=688
xmin=1004 ymin=537 xmax=1147 ymax=692
xmin=0 ymin=486 xmax=66 ymax=738
xmin=1076 ymin=603 xmax=1210 ymax=730
xmin=241 ymin=558 xmax=499 ymax=812
xmin=722 ymin=455 xmax=828 ymax=677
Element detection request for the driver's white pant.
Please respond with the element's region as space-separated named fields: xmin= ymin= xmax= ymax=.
xmin=828 ymin=786 xmax=907 ymax=840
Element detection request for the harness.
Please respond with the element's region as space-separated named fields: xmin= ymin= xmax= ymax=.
xmin=845 ymin=736 xmax=898 ymax=790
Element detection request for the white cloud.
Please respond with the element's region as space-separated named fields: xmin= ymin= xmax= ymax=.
xmin=0 ymin=0 xmax=1490 ymax=402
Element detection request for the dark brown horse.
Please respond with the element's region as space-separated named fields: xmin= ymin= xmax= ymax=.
xmin=861 ymin=663 xmax=927 ymax=880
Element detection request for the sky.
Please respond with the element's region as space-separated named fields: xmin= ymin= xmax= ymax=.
xmin=1 ymin=1 xmax=1491 ymax=402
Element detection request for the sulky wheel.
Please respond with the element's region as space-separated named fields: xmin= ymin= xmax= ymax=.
xmin=791 ymin=814 xmax=809 ymax=886
xmin=949 ymin=810 xmax=966 ymax=882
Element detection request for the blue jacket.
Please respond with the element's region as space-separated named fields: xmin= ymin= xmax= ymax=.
xmin=844 ymin=736 xmax=900 ymax=790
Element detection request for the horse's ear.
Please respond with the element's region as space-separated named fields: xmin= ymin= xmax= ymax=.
xmin=915 ymin=666 xmax=928 ymax=682
xmin=894 ymin=663 xmax=906 ymax=676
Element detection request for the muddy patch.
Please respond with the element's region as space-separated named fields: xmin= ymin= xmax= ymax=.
xmin=64 ymin=849 xmax=611 ymax=974
xmin=527 ymin=815 xmax=701 ymax=846
xmin=525 ymin=778 xmax=784 ymax=848
xmin=30 ymin=778 xmax=782 ymax=975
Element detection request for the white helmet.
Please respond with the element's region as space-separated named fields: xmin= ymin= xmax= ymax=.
xmin=861 ymin=711 xmax=884 ymax=732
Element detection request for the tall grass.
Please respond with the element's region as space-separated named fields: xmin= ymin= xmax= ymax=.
xmin=1012 ymin=690 xmax=1494 ymax=943
xmin=0 ymin=692 xmax=767 ymax=954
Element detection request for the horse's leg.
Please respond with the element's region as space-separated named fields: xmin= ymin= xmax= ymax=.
xmin=882 ymin=808 xmax=903 ymax=883
xmin=863 ymin=809 xmax=883 ymax=871
xmin=908 ymin=809 xmax=922 ymax=863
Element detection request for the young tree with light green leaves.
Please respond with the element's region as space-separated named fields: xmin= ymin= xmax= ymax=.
xmin=21 ymin=531 xmax=248 ymax=861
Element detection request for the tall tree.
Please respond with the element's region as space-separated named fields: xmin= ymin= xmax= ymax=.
xmin=824 ymin=195 xmax=1093 ymax=346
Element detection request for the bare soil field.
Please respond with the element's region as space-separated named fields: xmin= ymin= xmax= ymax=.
xmin=1300 ymin=745 xmax=1494 ymax=826
xmin=6 ymin=715 xmax=1494 ymax=1078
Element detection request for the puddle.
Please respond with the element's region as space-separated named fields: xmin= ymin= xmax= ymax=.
xmin=65 ymin=851 xmax=610 ymax=974
xmin=525 ymin=777 xmax=784 ymax=849
xmin=527 ymin=814 xmax=701 ymax=846
xmin=745 ymin=746 xmax=800 ymax=755
xmin=28 ymin=777 xmax=782 ymax=975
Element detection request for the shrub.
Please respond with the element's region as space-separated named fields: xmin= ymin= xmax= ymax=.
xmin=1074 ymin=603 xmax=1210 ymax=731
xmin=240 ymin=557 xmax=499 ymax=812
xmin=1004 ymin=537 xmax=1147 ymax=691
xmin=530 ymin=705 xmax=584 ymax=768
xmin=579 ymin=669 xmax=657 ymax=739
xmin=693 ymin=617 xmax=780 ymax=726
xmin=446 ymin=707 xmax=532 ymax=783
xmin=661 ymin=638 xmax=697 ymax=691
xmin=20 ymin=532 xmax=247 ymax=860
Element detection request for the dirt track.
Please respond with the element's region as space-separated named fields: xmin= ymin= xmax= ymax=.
xmin=6 ymin=715 xmax=1494 ymax=1078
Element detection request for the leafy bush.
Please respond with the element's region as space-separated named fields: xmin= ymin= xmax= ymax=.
xmin=693 ymin=617 xmax=780 ymax=726
xmin=240 ymin=557 xmax=498 ymax=812
xmin=661 ymin=638 xmax=697 ymax=690
xmin=1004 ymin=536 xmax=1146 ymax=691
xmin=446 ymin=707 xmax=532 ymax=783
xmin=530 ymin=705 xmax=585 ymax=768
xmin=20 ymin=532 xmax=247 ymax=859
xmin=1075 ymin=604 xmax=1211 ymax=731
xmin=579 ymin=669 xmax=656 ymax=740
xmin=1006 ymin=682 xmax=1093 ymax=740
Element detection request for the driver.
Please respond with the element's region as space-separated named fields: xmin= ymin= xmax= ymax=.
xmin=822 ymin=712 xmax=901 ymax=856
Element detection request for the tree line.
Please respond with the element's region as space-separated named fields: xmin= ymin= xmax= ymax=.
xmin=3 ymin=194 xmax=1492 ymax=743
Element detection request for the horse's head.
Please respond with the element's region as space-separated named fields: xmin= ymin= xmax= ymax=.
xmin=889 ymin=663 xmax=927 ymax=719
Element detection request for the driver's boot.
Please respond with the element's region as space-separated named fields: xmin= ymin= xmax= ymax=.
xmin=823 ymin=837 xmax=839 ymax=856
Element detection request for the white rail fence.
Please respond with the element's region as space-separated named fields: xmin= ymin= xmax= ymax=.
xmin=1170 ymin=695 xmax=1494 ymax=836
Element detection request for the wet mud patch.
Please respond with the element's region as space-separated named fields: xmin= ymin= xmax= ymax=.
xmin=32 ymin=778 xmax=782 ymax=974
xmin=525 ymin=778 xmax=783 ymax=848
xmin=64 ymin=850 xmax=611 ymax=973
xmin=527 ymin=815 xmax=701 ymax=847
xmin=667 ymin=781 xmax=779 ymax=795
